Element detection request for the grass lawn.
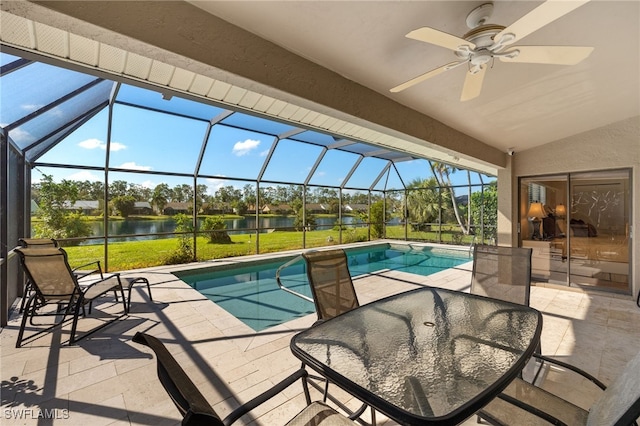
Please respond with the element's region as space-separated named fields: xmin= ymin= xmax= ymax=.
xmin=61 ymin=225 xmax=476 ymax=271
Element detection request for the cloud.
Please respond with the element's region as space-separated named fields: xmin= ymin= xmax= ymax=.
xmin=21 ymin=103 xmax=43 ymax=112
xmin=232 ymin=139 xmax=260 ymax=156
xmin=7 ymin=127 xmax=32 ymax=144
xmin=140 ymin=180 xmax=156 ymax=189
xmin=66 ymin=170 xmax=102 ymax=181
xmin=78 ymin=138 xmax=126 ymax=151
xmin=118 ymin=162 xmax=152 ymax=171
xmin=260 ymin=149 xmax=270 ymax=157
xmin=110 ymin=142 xmax=126 ymax=151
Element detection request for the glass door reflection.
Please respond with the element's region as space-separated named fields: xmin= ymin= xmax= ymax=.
xmin=520 ymin=169 xmax=632 ymax=294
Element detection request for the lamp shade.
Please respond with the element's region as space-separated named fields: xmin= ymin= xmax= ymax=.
xmin=527 ymin=202 xmax=546 ymax=218
xmin=555 ymin=204 xmax=566 ymax=217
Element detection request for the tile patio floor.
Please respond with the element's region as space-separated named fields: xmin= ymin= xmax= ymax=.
xmin=2 ymin=255 xmax=639 ymax=425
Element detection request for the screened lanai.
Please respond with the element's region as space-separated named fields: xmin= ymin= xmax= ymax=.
xmin=1 ymin=49 xmax=496 ymax=324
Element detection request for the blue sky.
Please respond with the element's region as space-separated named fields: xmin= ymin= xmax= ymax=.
xmin=34 ymin=83 xmax=494 ymax=196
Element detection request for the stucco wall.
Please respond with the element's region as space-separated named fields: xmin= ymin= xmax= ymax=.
xmin=499 ymin=116 xmax=639 ymax=298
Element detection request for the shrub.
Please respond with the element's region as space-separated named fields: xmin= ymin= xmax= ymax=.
xmin=201 ymin=216 xmax=231 ymax=243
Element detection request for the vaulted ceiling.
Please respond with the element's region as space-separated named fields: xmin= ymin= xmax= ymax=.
xmin=2 ymin=1 xmax=639 ymax=176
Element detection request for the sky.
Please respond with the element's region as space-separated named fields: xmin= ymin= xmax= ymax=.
xmin=23 ymin=75 xmax=494 ymax=197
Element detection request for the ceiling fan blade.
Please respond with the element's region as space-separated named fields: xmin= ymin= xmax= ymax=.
xmin=406 ymin=27 xmax=475 ymax=51
xmin=390 ymin=61 xmax=465 ymax=93
xmin=495 ymin=0 xmax=590 ymax=48
xmin=460 ymin=66 xmax=486 ymax=102
xmin=499 ymin=46 xmax=594 ymax=65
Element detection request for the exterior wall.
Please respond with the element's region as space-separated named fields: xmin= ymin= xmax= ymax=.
xmin=498 ymin=116 xmax=639 ymax=299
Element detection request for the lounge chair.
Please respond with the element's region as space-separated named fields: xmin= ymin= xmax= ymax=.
xmin=132 ymin=332 xmax=354 ymax=425
xmin=17 ymin=238 xmax=59 ymax=313
xmin=18 ymin=238 xmax=152 ymax=313
xmin=478 ymin=350 xmax=640 ymax=425
xmin=15 ymin=246 xmax=127 ymax=347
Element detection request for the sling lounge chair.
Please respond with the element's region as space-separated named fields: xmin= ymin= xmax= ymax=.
xmin=17 ymin=238 xmax=59 ymax=313
xmin=15 ymin=246 xmax=127 ymax=347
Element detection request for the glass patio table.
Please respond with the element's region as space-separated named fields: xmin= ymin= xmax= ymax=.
xmin=290 ymin=286 xmax=543 ymax=425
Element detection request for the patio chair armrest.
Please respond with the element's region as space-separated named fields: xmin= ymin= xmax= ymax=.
xmin=532 ymin=354 xmax=607 ymax=390
xmin=222 ymin=369 xmax=310 ymax=426
xmin=493 ymin=392 xmax=570 ymax=426
xmin=72 ymin=260 xmax=104 ymax=279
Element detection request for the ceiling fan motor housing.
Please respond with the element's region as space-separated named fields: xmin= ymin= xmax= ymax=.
xmin=466 ymin=3 xmax=495 ymax=29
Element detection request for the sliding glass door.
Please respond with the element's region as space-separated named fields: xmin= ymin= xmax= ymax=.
xmin=519 ymin=169 xmax=632 ymax=294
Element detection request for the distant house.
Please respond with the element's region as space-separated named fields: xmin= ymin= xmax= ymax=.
xmin=201 ymin=202 xmax=232 ymax=215
xmin=305 ymin=203 xmax=328 ymax=214
xmin=343 ymin=203 xmax=367 ymax=213
xmin=455 ymin=195 xmax=469 ymax=206
xmin=133 ymin=201 xmax=153 ymax=215
xmin=163 ymin=202 xmax=190 ymax=215
xmin=63 ymin=200 xmax=99 ymax=215
xmin=262 ymin=204 xmax=292 ymax=214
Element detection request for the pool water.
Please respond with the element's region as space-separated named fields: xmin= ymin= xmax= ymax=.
xmin=175 ymin=244 xmax=470 ymax=332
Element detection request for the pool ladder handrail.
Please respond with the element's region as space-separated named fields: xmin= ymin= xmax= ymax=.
xmin=275 ymin=255 xmax=314 ymax=303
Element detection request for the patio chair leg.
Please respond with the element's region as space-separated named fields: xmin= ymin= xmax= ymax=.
xmin=16 ymin=294 xmax=36 ymax=348
xmin=19 ymin=282 xmax=32 ymax=313
xmin=69 ymin=298 xmax=83 ymax=345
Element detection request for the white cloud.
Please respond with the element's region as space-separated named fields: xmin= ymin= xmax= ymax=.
xmin=21 ymin=103 xmax=43 ymax=112
xmin=8 ymin=128 xmax=32 ymax=144
xmin=78 ymin=138 xmax=104 ymax=149
xmin=110 ymin=142 xmax=126 ymax=151
xmin=66 ymin=170 xmax=102 ymax=181
xmin=232 ymin=139 xmax=260 ymax=156
xmin=78 ymin=138 xmax=126 ymax=151
xmin=118 ymin=162 xmax=152 ymax=171
xmin=260 ymin=149 xmax=270 ymax=157
xmin=205 ymin=178 xmax=226 ymax=195
xmin=140 ymin=180 xmax=156 ymax=189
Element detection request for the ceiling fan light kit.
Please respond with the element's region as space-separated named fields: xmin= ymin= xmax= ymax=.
xmin=391 ymin=0 xmax=594 ymax=101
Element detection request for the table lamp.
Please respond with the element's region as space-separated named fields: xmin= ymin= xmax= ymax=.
xmin=527 ymin=202 xmax=546 ymax=240
xmin=555 ymin=204 xmax=566 ymax=217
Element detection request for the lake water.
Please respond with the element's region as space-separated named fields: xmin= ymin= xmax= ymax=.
xmin=89 ymin=216 xmax=396 ymax=242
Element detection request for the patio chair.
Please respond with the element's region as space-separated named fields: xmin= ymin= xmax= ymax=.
xmin=302 ymin=249 xmax=359 ymax=322
xmin=301 ymin=249 xmax=375 ymax=424
xmin=15 ymin=246 xmax=127 ymax=347
xmin=478 ymin=350 xmax=640 ymax=426
xmin=470 ymin=244 xmax=538 ymax=345
xmin=17 ymin=238 xmax=59 ymax=313
xmin=470 ymin=244 xmax=533 ymax=306
xmin=132 ymin=332 xmax=355 ymax=426
xmin=18 ymin=238 xmax=152 ymax=313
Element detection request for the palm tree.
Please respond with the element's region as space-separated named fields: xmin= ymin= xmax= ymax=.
xmin=406 ymin=177 xmax=448 ymax=230
xmin=430 ymin=162 xmax=471 ymax=235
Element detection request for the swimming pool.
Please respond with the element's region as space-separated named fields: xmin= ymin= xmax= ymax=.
xmin=174 ymin=244 xmax=470 ymax=332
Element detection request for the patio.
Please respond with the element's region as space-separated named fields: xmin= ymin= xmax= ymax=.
xmin=2 ymin=258 xmax=639 ymax=425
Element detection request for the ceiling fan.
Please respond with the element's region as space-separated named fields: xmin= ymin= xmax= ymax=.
xmin=390 ymin=0 xmax=594 ymax=101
